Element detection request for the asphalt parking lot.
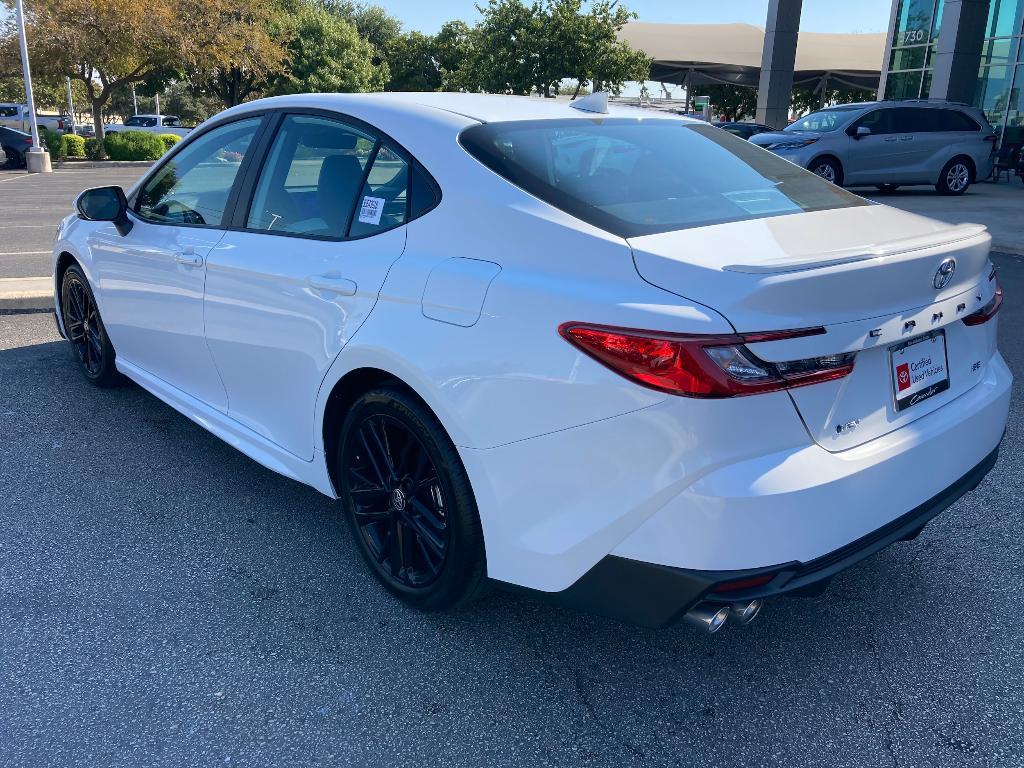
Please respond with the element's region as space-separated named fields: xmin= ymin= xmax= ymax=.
xmin=2 ymin=168 xmax=1024 ymax=767
xmin=0 ymin=166 xmax=146 ymax=279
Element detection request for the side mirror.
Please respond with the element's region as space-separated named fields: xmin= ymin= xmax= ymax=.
xmin=76 ymin=186 xmax=133 ymax=236
xmin=852 ymin=126 xmax=871 ymax=140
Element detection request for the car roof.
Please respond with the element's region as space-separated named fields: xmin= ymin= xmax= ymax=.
xmin=0 ymin=126 xmax=29 ymax=136
xmin=224 ymin=92 xmax=695 ymax=126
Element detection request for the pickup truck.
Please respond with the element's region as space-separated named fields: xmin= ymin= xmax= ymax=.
xmin=103 ymin=114 xmax=192 ymax=137
xmin=0 ymin=104 xmax=70 ymax=133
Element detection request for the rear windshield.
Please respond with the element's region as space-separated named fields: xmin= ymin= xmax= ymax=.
xmin=459 ymin=119 xmax=868 ymax=238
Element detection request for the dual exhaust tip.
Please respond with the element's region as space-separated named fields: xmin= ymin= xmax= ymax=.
xmin=683 ymin=599 xmax=763 ymax=633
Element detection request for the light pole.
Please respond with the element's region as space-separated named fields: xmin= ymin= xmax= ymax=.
xmin=65 ymin=77 xmax=76 ymax=135
xmin=14 ymin=0 xmax=51 ymax=172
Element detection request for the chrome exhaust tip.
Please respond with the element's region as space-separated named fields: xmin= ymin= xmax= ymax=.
xmin=730 ymin=599 xmax=763 ymax=625
xmin=683 ymin=603 xmax=731 ymax=633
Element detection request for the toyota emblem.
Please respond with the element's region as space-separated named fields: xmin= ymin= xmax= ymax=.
xmin=933 ymin=258 xmax=956 ymax=290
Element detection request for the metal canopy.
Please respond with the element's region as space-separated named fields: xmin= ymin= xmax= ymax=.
xmin=618 ymin=22 xmax=886 ymax=92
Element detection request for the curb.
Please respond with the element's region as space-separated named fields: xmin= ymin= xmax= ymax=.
xmin=52 ymin=160 xmax=154 ymax=169
xmin=0 ymin=277 xmax=52 ymax=311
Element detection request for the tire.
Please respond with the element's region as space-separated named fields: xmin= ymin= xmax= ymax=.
xmin=60 ymin=264 xmax=122 ymax=387
xmin=337 ymin=387 xmax=487 ymax=611
xmin=875 ymin=184 xmax=900 ymax=192
xmin=809 ymin=157 xmax=843 ymax=186
xmin=2 ymin=146 xmax=17 ymax=169
xmin=936 ymin=157 xmax=972 ymax=195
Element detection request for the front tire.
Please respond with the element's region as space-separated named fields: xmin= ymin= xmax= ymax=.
xmin=337 ymin=388 xmax=487 ymax=611
xmin=60 ymin=265 xmax=121 ymax=387
xmin=936 ymin=157 xmax=972 ymax=195
xmin=809 ymin=157 xmax=843 ymax=186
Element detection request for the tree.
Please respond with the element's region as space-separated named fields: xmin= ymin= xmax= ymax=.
xmin=184 ymin=0 xmax=291 ymax=109
xmin=791 ymin=86 xmax=875 ymax=116
xmin=269 ymin=3 xmax=387 ymax=95
xmin=10 ymin=0 xmax=282 ymax=154
xmin=698 ymin=84 xmax=758 ymax=121
xmin=386 ymin=32 xmax=441 ymax=92
xmin=451 ymin=0 xmax=650 ymax=97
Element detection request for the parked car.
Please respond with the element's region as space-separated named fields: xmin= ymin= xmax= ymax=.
xmin=749 ymin=100 xmax=996 ymax=195
xmin=0 ymin=144 xmax=6 ymax=168
xmin=0 ymin=126 xmax=34 ymax=168
xmin=713 ymin=121 xmax=774 ymax=140
xmin=103 ymin=114 xmax=191 ymax=138
xmin=53 ymin=93 xmax=1009 ymax=631
xmin=0 ymin=103 xmax=70 ymax=133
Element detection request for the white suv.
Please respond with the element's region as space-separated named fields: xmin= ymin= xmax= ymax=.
xmin=750 ymin=101 xmax=996 ymax=195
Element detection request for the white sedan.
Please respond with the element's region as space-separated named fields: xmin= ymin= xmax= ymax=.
xmin=53 ymin=92 xmax=1010 ymax=632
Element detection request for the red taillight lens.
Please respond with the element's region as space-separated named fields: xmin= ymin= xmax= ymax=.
xmin=559 ymin=323 xmax=855 ymax=398
xmin=712 ymin=573 xmax=776 ymax=593
xmin=963 ymin=274 xmax=1003 ymax=326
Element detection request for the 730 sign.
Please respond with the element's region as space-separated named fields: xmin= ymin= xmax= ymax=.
xmin=902 ymin=28 xmax=927 ymax=44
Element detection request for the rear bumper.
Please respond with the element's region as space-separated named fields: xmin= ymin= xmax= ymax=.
xmin=547 ymin=443 xmax=999 ymax=628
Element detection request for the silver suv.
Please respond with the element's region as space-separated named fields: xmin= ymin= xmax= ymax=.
xmin=749 ymin=101 xmax=996 ymax=195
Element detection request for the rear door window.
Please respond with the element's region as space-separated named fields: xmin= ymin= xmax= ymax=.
xmin=246 ymin=114 xmax=376 ymax=239
xmin=348 ymin=146 xmax=409 ymax=238
xmin=460 ymin=118 xmax=868 ymax=238
xmin=934 ymin=109 xmax=981 ymax=131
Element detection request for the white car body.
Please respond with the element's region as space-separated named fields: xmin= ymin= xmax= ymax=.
xmin=103 ymin=114 xmax=191 ymax=137
xmin=52 ymin=93 xmax=1010 ymax=628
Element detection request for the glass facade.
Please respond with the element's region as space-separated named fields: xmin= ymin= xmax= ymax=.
xmin=885 ymin=0 xmax=943 ymax=99
xmin=884 ymin=0 xmax=1024 ymax=147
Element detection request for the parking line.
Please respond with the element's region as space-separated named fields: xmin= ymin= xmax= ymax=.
xmin=0 ymin=174 xmax=31 ymax=183
xmin=0 ymin=224 xmax=55 ymax=229
xmin=0 ymin=251 xmax=51 ymax=255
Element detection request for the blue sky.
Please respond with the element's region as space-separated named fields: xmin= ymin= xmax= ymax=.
xmin=0 ymin=1 xmax=894 ymax=34
xmin=388 ymin=0 xmax=893 ymax=35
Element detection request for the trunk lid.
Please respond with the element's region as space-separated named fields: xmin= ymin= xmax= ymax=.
xmin=629 ymin=204 xmax=998 ymax=450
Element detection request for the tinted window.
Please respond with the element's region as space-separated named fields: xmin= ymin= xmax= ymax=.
xmin=852 ymin=109 xmax=894 ymax=135
xmin=934 ymin=109 xmax=981 ymax=131
xmin=460 ymin=119 xmax=868 ymax=238
xmin=888 ymin=107 xmax=931 ymax=133
xmin=135 ymin=117 xmax=261 ymax=226
xmin=0 ymin=106 xmax=19 ymax=118
xmin=410 ymin=161 xmax=440 ymax=219
xmin=785 ymin=109 xmax=852 ymax=132
xmin=246 ymin=114 xmax=375 ymax=238
xmin=164 ymin=117 xmax=181 ymax=127
xmin=348 ymin=146 xmax=409 ymax=238
xmin=125 ymin=116 xmax=157 ymax=128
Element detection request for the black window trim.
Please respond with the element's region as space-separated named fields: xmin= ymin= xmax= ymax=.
xmin=127 ymin=111 xmax=275 ymax=231
xmin=226 ymin=106 xmax=442 ymax=244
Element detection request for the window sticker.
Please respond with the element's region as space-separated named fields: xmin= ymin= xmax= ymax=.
xmin=358 ymin=196 xmax=385 ymax=226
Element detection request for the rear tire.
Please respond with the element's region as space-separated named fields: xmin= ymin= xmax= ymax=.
xmin=936 ymin=157 xmax=972 ymax=195
xmin=336 ymin=387 xmax=487 ymax=611
xmin=60 ymin=265 xmax=121 ymax=387
xmin=809 ymin=157 xmax=843 ymax=186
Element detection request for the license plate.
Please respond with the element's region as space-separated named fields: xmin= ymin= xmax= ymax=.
xmin=890 ymin=330 xmax=950 ymax=412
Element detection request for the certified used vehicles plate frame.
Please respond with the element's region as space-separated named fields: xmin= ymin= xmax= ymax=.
xmin=890 ymin=329 xmax=950 ymax=412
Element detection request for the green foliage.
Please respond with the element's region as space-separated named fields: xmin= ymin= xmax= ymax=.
xmin=41 ymin=127 xmax=68 ymax=159
xmin=157 ymin=133 xmax=181 ymax=151
xmin=64 ymin=133 xmax=86 ymax=157
xmin=83 ymin=136 xmax=102 ymax=159
xmin=791 ymin=87 xmax=876 ymax=116
xmin=270 ymin=3 xmax=387 ymax=95
xmin=446 ymin=0 xmax=650 ymax=97
xmin=103 ymin=130 xmax=166 ymax=161
xmin=386 ymin=31 xmax=440 ymax=91
xmin=698 ymin=84 xmax=758 ymax=122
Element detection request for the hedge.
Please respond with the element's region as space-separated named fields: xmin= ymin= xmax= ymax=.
xmin=63 ymin=134 xmax=86 ymax=158
xmin=41 ymin=128 xmax=67 ymax=160
xmin=157 ymin=133 xmax=181 ymax=152
xmin=83 ymin=137 xmax=102 ymax=160
xmin=103 ymin=130 xmax=166 ymax=161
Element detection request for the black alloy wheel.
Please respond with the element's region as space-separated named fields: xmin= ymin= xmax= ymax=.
xmin=338 ymin=388 xmax=486 ymax=610
xmin=60 ymin=265 xmax=120 ymax=386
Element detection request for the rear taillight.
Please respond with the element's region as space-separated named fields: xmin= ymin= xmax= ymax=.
xmin=963 ymin=274 xmax=1002 ymax=326
xmin=559 ymin=323 xmax=856 ymax=398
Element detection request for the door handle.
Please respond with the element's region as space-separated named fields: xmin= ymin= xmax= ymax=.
xmin=308 ymin=275 xmax=358 ymax=296
xmin=884 ymin=137 xmax=898 ymax=142
xmin=173 ymin=247 xmax=203 ymax=267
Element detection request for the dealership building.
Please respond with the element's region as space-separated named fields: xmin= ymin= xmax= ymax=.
xmin=880 ymin=0 xmax=1023 ymax=145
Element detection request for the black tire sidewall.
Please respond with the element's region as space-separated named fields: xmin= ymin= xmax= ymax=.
xmin=61 ymin=264 xmax=120 ymax=387
xmin=337 ymin=388 xmax=486 ymax=611
xmin=811 ymin=157 xmax=842 ymax=186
